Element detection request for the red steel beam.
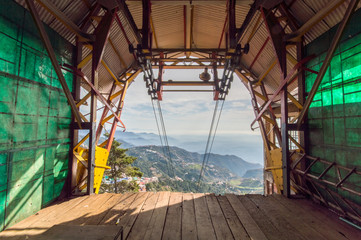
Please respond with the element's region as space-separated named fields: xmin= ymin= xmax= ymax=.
xmin=93 ymin=11 xmax=115 ymax=71
xmin=228 ymin=0 xmax=237 ymax=49
xmin=250 ymin=55 xmax=314 ymax=128
xmin=142 ymin=0 xmax=151 ymax=49
xmin=63 ymin=65 xmax=126 ymax=129
xmin=25 ymin=0 xmax=83 ymax=128
xmin=115 ymin=13 xmax=131 ymax=45
xmin=249 ymin=37 xmax=270 ymax=70
xmin=95 ymin=82 xmax=117 ymax=144
xmin=218 ymin=12 xmax=228 ymax=49
xmin=106 ymin=81 xmax=129 ymax=152
xmin=297 ymin=0 xmax=360 ymax=126
xmin=118 ymin=0 xmax=142 ymax=43
xmin=183 ymin=5 xmax=186 ymax=49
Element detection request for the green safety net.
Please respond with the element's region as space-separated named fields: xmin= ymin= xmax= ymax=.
xmin=305 ymin=8 xmax=361 ymax=210
xmin=0 ymin=1 xmax=74 ymax=230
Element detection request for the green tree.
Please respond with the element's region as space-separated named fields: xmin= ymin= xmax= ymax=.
xmin=101 ymin=139 xmax=143 ymax=193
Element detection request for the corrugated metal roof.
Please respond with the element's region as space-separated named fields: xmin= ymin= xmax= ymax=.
xmin=13 ymin=0 xmax=360 ymax=102
xmin=151 ymin=5 xmax=184 ymax=48
xmin=193 ymin=5 xmax=227 ymax=49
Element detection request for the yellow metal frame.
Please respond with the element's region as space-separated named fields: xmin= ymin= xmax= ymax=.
xmin=72 ymin=71 xmax=133 ymax=194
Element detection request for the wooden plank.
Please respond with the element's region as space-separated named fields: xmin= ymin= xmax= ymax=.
xmin=217 ymin=195 xmax=250 ymax=240
xmin=127 ymin=192 xmax=160 ymax=240
xmin=99 ymin=193 xmax=137 ymax=225
xmin=0 ymin=196 xmax=90 ymax=239
xmin=84 ymin=193 xmax=127 ymax=225
xmin=9 ymin=194 xmax=105 ymax=238
xmin=29 ymin=225 xmax=122 ymax=240
xmin=182 ymin=193 xmax=197 ymax=240
xmin=35 ymin=195 xmax=96 ymax=225
xmin=37 ymin=196 xmax=93 ymax=226
xmin=225 ymin=194 xmax=267 ymax=240
xmin=264 ymin=195 xmax=328 ymax=240
xmin=206 ymin=194 xmax=234 ymax=240
xmin=3 ymin=196 xmax=84 ymax=229
xmin=120 ymin=192 xmax=150 ymax=239
xmin=238 ymin=195 xmax=285 ymax=240
xmin=273 ymin=195 xmax=361 ymax=240
xmin=61 ymin=193 xmax=114 ymax=225
xmin=162 ymin=192 xmax=183 ymax=240
xmin=78 ymin=194 xmax=118 ymax=225
xmin=143 ymin=191 xmax=170 ymax=240
xmin=193 ymin=193 xmax=216 ymax=240
xmin=247 ymin=195 xmax=307 ymax=240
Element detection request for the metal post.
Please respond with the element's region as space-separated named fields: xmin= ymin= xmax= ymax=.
xmin=68 ymin=39 xmax=83 ymax=196
xmin=86 ymin=7 xmax=115 ymax=194
xmin=281 ymin=84 xmax=290 ymax=197
xmin=261 ymin=7 xmax=290 ymax=197
xmin=87 ymin=58 xmax=97 ymax=195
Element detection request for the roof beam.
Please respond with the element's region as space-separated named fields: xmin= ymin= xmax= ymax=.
xmin=150 ymin=15 xmax=159 ymax=48
xmin=236 ymin=0 xmax=282 ymax=44
xmin=93 ymin=10 xmax=115 ymax=71
xmin=286 ymin=0 xmax=346 ymax=42
xmin=162 ymin=81 xmax=214 ymax=86
xmin=34 ymin=0 xmax=94 ymax=42
xmin=250 ymin=56 xmax=313 ymax=130
xmin=156 ymin=65 xmax=224 ymax=69
xmin=261 ymin=7 xmax=286 ymax=74
xmin=26 ymin=0 xmax=83 ymax=127
xmin=119 ymin=0 xmax=142 ymax=43
xmin=151 ymin=48 xmax=227 ymax=54
xmin=185 ymin=4 xmax=193 ymax=57
xmin=236 ymin=0 xmax=260 ymax=44
xmin=126 ymin=0 xmax=253 ymax=6
xmin=142 ymin=0 xmax=151 ymax=49
xmin=153 ymin=58 xmax=224 ymax=62
xmin=228 ymin=0 xmax=237 ymax=49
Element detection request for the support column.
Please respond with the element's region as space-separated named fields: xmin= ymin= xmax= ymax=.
xmin=87 ymin=60 xmax=97 ymax=195
xmin=281 ymin=82 xmax=290 ymax=197
xmin=69 ymin=39 xmax=83 ymax=196
xmin=87 ymin=9 xmax=115 ymax=195
xmin=261 ymin=7 xmax=290 ymax=197
xmin=297 ymin=41 xmax=307 ymax=174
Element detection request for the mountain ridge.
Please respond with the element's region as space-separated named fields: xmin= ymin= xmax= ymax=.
xmin=127 ymin=145 xmax=262 ymax=179
xmin=79 ymin=130 xmax=264 ymax=165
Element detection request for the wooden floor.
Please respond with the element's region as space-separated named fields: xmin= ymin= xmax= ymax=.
xmin=0 ymin=192 xmax=360 ymax=240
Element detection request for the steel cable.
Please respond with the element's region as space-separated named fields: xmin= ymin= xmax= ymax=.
xmin=197 ymin=100 xmax=225 ymax=189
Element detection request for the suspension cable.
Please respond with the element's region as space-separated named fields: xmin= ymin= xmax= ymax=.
xmin=157 ymin=100 xmax=175 ymax=176
xmin=204 ymin=100 xmax=225 ymax=170
xmin=151 ymin=98 xmax=175 ymax=177
xmin=197 ymin=100 xmax=225 ymax=189
xmin=151 ymin=99 xmax=170 ymax=175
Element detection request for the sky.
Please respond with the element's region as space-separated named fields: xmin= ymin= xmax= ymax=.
xmin=117 ymin=68 xmax=264 ymax=165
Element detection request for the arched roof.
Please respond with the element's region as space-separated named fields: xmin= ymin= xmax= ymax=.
xmin=15 ymin=0 xmax=359 ymax=100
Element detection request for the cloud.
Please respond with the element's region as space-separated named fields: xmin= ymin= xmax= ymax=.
xmin=107 ymin=69 xmax=264 ymax=163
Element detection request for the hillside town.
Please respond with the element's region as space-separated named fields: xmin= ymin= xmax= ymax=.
xmin=103 ymin=176 xmax=159 ymax=192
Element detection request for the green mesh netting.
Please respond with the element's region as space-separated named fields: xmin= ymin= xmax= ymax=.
xmin=305 ymin=8 xmax=361 ymax=212
xmin=0 ymin=1 xmax=74 ymax=230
